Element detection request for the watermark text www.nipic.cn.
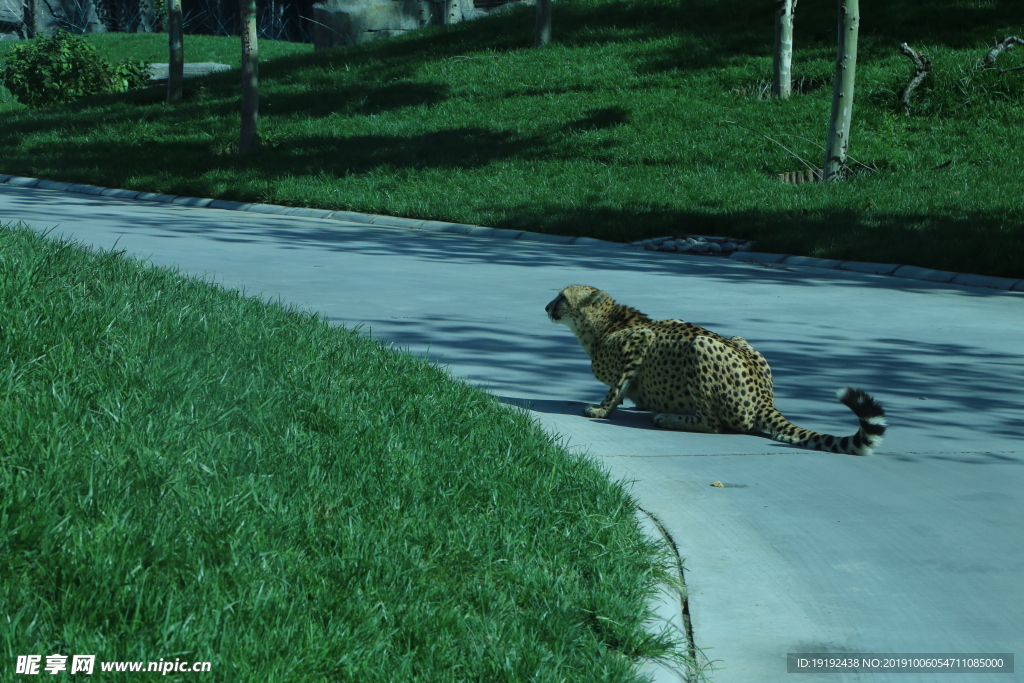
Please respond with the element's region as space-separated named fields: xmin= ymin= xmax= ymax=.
xmin=16 ymin=654 xmax=212 ymax=675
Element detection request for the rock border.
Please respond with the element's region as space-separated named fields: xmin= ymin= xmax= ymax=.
xmin=147 ymin=63 xmax=233 ymax=83
xmin=632 ymin=234 xmax=755 ymax=255
xmin=1 ymin=173 xmax=1022 ymax=293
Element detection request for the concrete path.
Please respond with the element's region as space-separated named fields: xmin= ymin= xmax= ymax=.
xmin=2 ymin=181 xmax=1021 ymax=682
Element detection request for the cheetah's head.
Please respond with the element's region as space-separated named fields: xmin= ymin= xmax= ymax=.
xmin=546 ymin=285 xmax=612 ymax=331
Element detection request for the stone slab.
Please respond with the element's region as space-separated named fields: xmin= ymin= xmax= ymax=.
xmin=101 ymin=188 xmax=142 ymax=199
xmin=728 ymin=251 xmax=788 ymax=264
xmin=782 ymin=255 xmax=845 ymax=269
xmin=571 ymin=236 xmax=622 ymax=248
xmin=246 ymin=203 xmax=294 ymax=215
xmin=65 ymin=183 xmax=107 ymax=196
xmin=328 ymin=211 xmax=378 ymax=225
xmin=468 ymin=226 xmax=516 ymax=238
xmin=135 ymin=192 xmax=179 ymax=203
xmin=286 ymin=208 xmax=337 ymax=219
xmin=516 ymin=230 xmax=576 ymax=244
xmin=37 ymin=180 xmax=74 ymax=191
xmin=171 ymin=196 xmax=215 ymax=207
xmin=326 ymin=220 xmax=377 ymax=228
xmin=892 ymin=265 xmax=958 ymax=283
xmin=148 ymin=63 xmax=233 ymax=82
xmin=370 ymin=215 xmax=425 ymax=229
xmin=838 ymin=260 xmax=902 ymax=275
xmin=949 ymin=273 xmax=1020 ymax=291
xmin=7 ymin=176 xmax=41 ymax=188
xmin=208 ymin=199 xmax=253 ymax=211
xmin=418 ymin=221 xmax=475 ymax=234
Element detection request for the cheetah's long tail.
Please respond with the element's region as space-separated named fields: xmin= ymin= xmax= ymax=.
xmin=764 ymin=387 xmax=887 ymax=456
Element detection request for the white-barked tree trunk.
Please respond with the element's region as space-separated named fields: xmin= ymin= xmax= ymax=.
xmin=239 ymin=0 xmax=259 ymax=152
xmin=823 ymin=0 xmax=858 ymax=181
xmin=772 ymin=0 xmax=796 ymax=99
xmin=534 ymin=0 xmax=552 ymax=47
xmin=167 ymin=0 xmax=183 ymax=102
xmin=445 ymin=0 xmax=460 ymax=25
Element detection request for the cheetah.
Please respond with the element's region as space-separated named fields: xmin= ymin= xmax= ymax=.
xmin=545 ymin=285 xmax=886 ymax=456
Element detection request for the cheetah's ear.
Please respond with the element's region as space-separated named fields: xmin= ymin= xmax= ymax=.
xmin=581 ymin=290 xmax=611 ymax=308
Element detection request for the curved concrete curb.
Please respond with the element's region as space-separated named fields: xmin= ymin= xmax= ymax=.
xmin=2 ymin=173 xmax=1022 ymax=293
xmin=730 ymin=251 xmax=1024 ymax=292
xmin=635 ymin=506 xmax=712 ymax=683
xmin=0 ymin=174 xmax=620 ymax=250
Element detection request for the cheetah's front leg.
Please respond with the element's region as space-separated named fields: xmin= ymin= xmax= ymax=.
xmin=584 ymin=330 xmax=654 ymax=419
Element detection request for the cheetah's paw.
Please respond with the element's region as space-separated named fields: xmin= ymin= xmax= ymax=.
xmin=652 ymin=413 xmax=671 ymax=428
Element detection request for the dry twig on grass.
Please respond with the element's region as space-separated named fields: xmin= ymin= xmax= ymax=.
xmin=983 ymin=36 xmax=1024 ymax=72
xmin=899 ymin=43 xmax=931 ymax=116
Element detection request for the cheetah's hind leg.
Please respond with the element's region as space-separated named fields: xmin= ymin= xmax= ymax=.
xmin=653 ymin=411 xmax=721 ymax=434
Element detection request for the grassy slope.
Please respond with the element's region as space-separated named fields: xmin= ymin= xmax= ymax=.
xmin=0 ymin=0 xmax=1022 ymax=280
xmin=0 ymin=220 xmax=687 ymax=681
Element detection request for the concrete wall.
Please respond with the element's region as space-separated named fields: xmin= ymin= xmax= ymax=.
xmin=0 ymin=0 xmax=523 ymax=45
xmin=312 ymin=0 xmax=523 ymax=50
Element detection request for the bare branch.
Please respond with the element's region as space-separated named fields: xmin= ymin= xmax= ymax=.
xmin=984 ymin=36 xmax=1024 ymax=68
xmin=898 ymin=42 xmax=931 ymax=116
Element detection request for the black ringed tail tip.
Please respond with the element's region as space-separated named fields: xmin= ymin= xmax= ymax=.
xmin=837 ymin=387 xmax=887 ymax=455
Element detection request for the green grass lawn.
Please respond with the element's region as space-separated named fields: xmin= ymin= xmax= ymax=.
xmin=0 ymin=219 xmax=694 ymax=681
xmin=0 ymin=0 xmax=1023 ymax=278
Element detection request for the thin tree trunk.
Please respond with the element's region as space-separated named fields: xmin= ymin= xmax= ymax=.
xmin=772 ymin=0 xmax=796 ymax=99
xmin=534 ymin=0 xmax=551 ymax=47
xmin=823 ymin=0 xmax=858 ymax=182
xmin=444 ymin=0 xmax=460 ymax=25
xmin=26 ymin=0 xmax=42 ymax=38
xmin=239 ymin=0 xmax=259 ymax=153
xmin=167 ymin=0 xmax=183 ymax=102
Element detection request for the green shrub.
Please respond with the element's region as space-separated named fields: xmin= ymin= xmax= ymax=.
xmin=107 ymin=57 xmax=154 ymax=93
xmin=0 ymin=29 xmax=152 ymax=108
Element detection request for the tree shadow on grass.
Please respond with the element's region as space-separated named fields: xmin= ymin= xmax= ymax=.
xmin=0 ymin=77 xmax=447 ymax=138
xmin=2 ymin=0 xmax=1021 ymax=133
xmin=0 ymin=104 xmax=629 ymax=183
xmin=266 ymin=81 xmax=450 ymax=119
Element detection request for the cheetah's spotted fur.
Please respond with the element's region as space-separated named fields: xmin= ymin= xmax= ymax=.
xmin=545 ymin=285 xmax=887 ymax=456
